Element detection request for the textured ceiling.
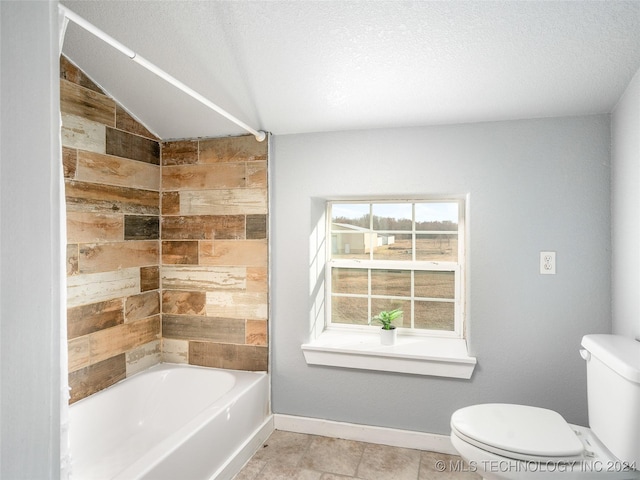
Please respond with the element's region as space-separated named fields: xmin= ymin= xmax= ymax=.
xmin=60 ymin=0 xmax=640 ymax=140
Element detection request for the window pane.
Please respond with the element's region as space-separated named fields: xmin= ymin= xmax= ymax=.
xmin=416 ymin=234 xmax=458 ymax=262
xmin=414 ymin=301 xmax=454 ymax=330
xmin=415 ymin=271 xmax=455 ymax=298
xmin=331 ymin=296 xmax=368 ymax=325
xmin=372 ymin=233 xmax=412 ymax=260
xmin=371 ymin=298 xmax=411 ymax=328
xmin=331 ymin=231 xmax=372 ymax=259
xmin=415 ymin=202 xmax=458 ymax=229
xmin=331 ymin=203 xmax=370 ymax=228
xmin=371 ymin=269 xmax=411 ymax=296
xmin=372 ymin=203 xmax=412 ymax=230
xmin=332 ymin=268 xmax=368 ymax=295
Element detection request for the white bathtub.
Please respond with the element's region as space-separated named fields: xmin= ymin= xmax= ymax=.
xmin=69 ymin=363 xmax=272 ymax=480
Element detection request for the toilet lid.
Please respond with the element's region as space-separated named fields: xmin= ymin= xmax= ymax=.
xmin=451 ymin=404 xmax=584 ymax=459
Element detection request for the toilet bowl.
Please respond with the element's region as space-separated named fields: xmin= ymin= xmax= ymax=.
xmin=450 ymin=403 xmax=639 ymax=480
xmin=449 ymin=335 xmax=640 ymax=480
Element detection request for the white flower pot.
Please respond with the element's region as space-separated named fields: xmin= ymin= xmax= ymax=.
xmin=380 ymin=327 xmax=397 ymax=345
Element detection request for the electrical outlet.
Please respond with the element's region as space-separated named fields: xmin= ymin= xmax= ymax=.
xmin=540 ymin=251 xmax=556 ymax=275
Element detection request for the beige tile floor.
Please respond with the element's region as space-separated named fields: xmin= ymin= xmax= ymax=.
xmin=233 ymin=430 xmax=482 ymax=480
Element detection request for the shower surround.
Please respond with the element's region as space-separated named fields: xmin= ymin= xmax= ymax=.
xmin=61 ymin=56 xmax=268 ymax=404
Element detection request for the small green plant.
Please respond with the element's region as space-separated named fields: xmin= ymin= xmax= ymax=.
xmin=370 ymin=308 xmax=403 ymax=330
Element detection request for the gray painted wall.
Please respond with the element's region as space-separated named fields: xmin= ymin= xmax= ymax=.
xmin=612 ymin=67 xmax=640 ymax=340
xmin=1 ymin=1 xmax=62 ymax=478
xmin=271 ymin=115 xmax=611 ymax=434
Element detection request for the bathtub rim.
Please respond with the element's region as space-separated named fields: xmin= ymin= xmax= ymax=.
xmin=69 ymin=362 xmax=271 ymax=480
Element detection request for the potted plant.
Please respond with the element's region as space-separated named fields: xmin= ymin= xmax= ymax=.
xmin=370 ymin=308 xmax=403 ymax=345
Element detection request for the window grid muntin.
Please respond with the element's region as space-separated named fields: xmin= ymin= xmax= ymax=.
xmin=327 ymin=199 xmax=465 ymax=337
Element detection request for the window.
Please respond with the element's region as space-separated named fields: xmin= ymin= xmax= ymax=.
xmin=327 ymin=199 xmax=465 ymax=337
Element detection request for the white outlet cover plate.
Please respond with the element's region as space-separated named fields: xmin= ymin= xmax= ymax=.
xmin=540 ymin=251 xmax=556 ymax=274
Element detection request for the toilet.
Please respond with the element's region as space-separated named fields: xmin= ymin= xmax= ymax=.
xmin=450 ymin=334 xmax=640 ymax=479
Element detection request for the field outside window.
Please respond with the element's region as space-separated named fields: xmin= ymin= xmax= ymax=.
xmin=328 ymin=200 xmax=465 ymax=337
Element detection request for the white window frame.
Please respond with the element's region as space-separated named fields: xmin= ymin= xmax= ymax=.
xmin=326 ymin=198 xmax=466 ymax=338
xmin=301 ymin=195 xmax=477 ymax=379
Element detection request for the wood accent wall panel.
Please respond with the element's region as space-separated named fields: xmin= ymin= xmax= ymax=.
xmin=67 ymin=268 xmax=141 ymax=308
xmin=198 ymin=136 xmax=267 ymax=163
xmin=189 ymin=342 xmax=267 ymax=371
xmin=76 ymin=150 xmax=160 ymax=191
xmin=116 ymin=105 xmax=158 ymax=140
xmin=124 ymin=215 xmax=160 ymax=240
xmin=60 ymin=78 xmax=115 ymax=126
xmin=67 ymin=298 xmax=124 ymax=339
xmin=106 ymin=127 xmax=160 ymax=165
xmin=160 ymin=135 xmax=269 ymax=373
xmin=161 ymin=215 xmax=245 ymax=240
xmin=140 ymin=266 xmax=160 ymax=292
xmin=61 ymin=113 xmax=106 ymax=154
xmin=67 ymin=212 xmax=124 ymax=244
xmin=78 ymin=241 xmax=159 ymax=274
xmin=65 ymin=181 xmax=159 ymax=215
xmin=62 ymin=57 xmax=270 ymax=402
xmin=179 ymin=189 xmax=267 ymax=216
xmin=69 ymin=354 xmax=126 ymax=404
xmin=61 ymin=56 xmax=162 ymax=403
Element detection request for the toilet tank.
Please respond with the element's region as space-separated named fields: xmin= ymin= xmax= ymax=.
xmin=581 ymin=334 xmax=640 ymax=466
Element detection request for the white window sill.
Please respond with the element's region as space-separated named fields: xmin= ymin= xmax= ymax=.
xmin=301 ymin=330 xmax=477 ymax=379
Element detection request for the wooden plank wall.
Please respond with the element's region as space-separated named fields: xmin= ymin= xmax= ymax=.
xmin=61 ymin=56 xmax=269 ymax=404
xmin=61 ymin=56 xmax=161 ymax=403
xmin=161 ymin=136 xmax=268 ymax=370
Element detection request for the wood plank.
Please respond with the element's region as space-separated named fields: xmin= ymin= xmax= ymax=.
xmin=61 ymin=113 xmax=106 ymax=154
xmin=247 ymin=214 xmax=268 ymax=239
xmin=67 ymin=211 xmax=123 ymax=244
xmin=162 ymin=241 xmax=198 ymax=264
xmin=63 ymin=146 xmax=77 ymax=179
xmin=125 ymin=291 xmax=160 ymax=322
xmin=179 ymin=189 xmax=267 ymax=215
xmin=65 ymin=180 xmax=159 ymax=215
xmin=246 ymin=161 xmax=268 ymax=188
xmin=161 ymin=215 xmax=245 ymax=240
xmin=106 ymin=127 xmax=160 ymax=165
xmin=67 ymin=244 xmax=79 ymax=276
xmin=67 ymin=267 xmax=140 ymax=307
xmin=69 ymin=354 xmax=126 ymax=404
xmin=76 ymin=150 xmax=160 ymax=191
xmin=90 ymin=316 xmax=161 ymax=365
xmin=161 ymin=140 xmax=198 ymax=166
xmin=161 ymin=338 xmax=188 ymax=364
xmin=162 ymin=163 xmax=245 ymax=190
xmin=140 ymin=266 xmax=159 ymax=292
xmin=68 ymin=336 xmax=90 ymax=372
xmin=199 ymin=135 xmax=267 ymax=163
xmin=189 ymin=342 xmax=267 ymax=371
xmin=125 ymin=340 xmax=161 ymax=377
xmin=246 ymin=267 xmax=268 ymax=293
xmin=162 ymin=192 xmax=180 ymax=215
xmin=67 ymin=298 xmax=124 ymax=339
xmin=115 ymin=105 xmax=158 ymax=140
xmin=60 ymin=79 xmax=115 ymax=126
xmin=161 ymin=265 xmax=246 ymax=291
xmin=60 ymin=55 xmax=103 ymax=94
xmin=78 ymin=241 xmax=159 ymax=274
xmin=124 ymin=215 xmax=159 ymax=240
xmin=205 ymin=291 xmax=268 ymax=320
xmin=162 ymin=290 xmax=206 ymax=316
xmin=162 ymin=315 xmax=244 ymax=343
xmin=199 ymin=240 xmax=267 ymax=267
xmin=246 ymin=319 xmax=268 ymax=346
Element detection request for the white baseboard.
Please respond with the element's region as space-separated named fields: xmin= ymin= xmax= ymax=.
xmin=273 ymin=414 xmax=456 ymax=455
